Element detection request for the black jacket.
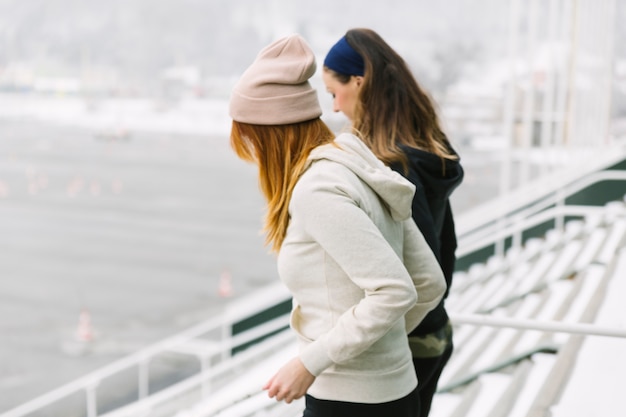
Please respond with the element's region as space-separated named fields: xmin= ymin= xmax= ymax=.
xmin=390 ymin=144 xmax=464 ymax=336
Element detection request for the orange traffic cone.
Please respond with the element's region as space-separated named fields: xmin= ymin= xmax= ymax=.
xmin=75 ymin=309 xmax=95 ymax=343
xmin=218 ymin=270 xmax=233 ymax=298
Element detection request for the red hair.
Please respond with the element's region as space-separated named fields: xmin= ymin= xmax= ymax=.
xmin=230 ymin=118 xmax=335 ymax=252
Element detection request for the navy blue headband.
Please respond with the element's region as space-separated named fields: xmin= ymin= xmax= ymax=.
xmin=324 ymin=36 xmax=365 ymax=76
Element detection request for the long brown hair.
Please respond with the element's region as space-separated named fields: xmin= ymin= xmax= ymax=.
xmin=332 ymin=28 xmax=457 ymax=173
xmin=230 ymin=118 xmax=335 ymax=252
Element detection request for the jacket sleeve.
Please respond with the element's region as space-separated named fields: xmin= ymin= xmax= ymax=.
xmin=402 ymin=218 xmax=447 ymax=334
xmin=439 ymin=201 xmax=458 ymax=295
xmin=292 ymin=173 xmax=419 ymax=377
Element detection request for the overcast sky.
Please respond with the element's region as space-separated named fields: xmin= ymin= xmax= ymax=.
xmin=0 ymin=1 xmax=510 ymax=88
xmin=0 ymin=0 xmax=623 ymax=100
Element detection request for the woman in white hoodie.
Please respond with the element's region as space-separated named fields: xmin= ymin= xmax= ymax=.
xmin=229 ymin=34 xmax=446 ymax=417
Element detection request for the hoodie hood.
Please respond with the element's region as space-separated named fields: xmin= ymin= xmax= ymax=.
xmin=398 ymin=145 xmax=464 ymax=202
xmin=307 ymin=133 xmax=416 ymax=221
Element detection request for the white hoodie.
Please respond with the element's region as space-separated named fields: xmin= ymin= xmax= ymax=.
xmin=277 ymin=133 xmax=446 ymax=404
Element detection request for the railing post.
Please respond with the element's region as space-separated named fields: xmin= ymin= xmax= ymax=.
xmin=201 ymin=355 xmax=211 ymax=398
xmin=221 ymin=320 xmax=232 ymax=362
xmin=138 ymin=357 xmax=150 ymax=400
xmin=512 ymin=214 xmax=523 ymax=250
xmin=495 ymin=216 xmax=507 ymax=258
xmin=85 ymin=382 xmax=98 ymax=417
xmin=555 ymin=188 xmax=566 ymax=232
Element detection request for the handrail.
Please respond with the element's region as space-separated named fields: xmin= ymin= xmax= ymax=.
xmin=436 ymin=312 xmax=626 ymax=394
xmin=457 ymin=151 xmax=626 ymax=234
xmin=456 ymin=204 xmax=606 ymax=258
xmin=447 ymin=313 xmax=626 ymax=339
xmin=457 ymin=170 xmax=626 ymax=254
xmin=0 ymin=312 xmax=225 ymax=417
xmin=0 ymin=285 xmax=291 ymax=417
xmin=101 ymin=324 xmax=295 ymax=417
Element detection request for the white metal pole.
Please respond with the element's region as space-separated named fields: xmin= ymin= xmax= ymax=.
xmin=449 ymin=313 xmax=626 ymax=339
xmin=601 ymin=0 xmax=617 ymax=146
xmin=566 ymin=0 xmax=580 ymax=148
xmin=499 ymin=0 xmax=520 ymax=197
xmin=519 ymin=0 xmax=539 ymax=186
xmin=138 ymin=358 xmax=150 ymax=399
xmin=86 ymin=384 xmax=98 ymax=417
xmin=583 ymin=0 xmax=598 ymax=149
xmin=553 ymin=0 xmax=571 ymax=150
xmin=539 ymin=0 xmax=560 ymax=176
xmin=201 ymin=355 xmax=211 ymax=398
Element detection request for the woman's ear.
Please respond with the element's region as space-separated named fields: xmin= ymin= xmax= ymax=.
xmin=354 ymin=76 xmax=364 ymax=87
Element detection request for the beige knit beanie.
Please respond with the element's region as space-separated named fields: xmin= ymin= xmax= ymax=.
xmin=229 ymin=34 xmax=322 ymax=125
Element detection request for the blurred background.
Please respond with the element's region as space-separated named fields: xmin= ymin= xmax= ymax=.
xmin=1 ymin=0 xmax=625 ymax=414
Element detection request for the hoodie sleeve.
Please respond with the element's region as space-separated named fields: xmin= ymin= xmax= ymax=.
xmin=291 ymin=166 xmax=419 ymax=376
xmin=402 ymin=218 xmax=447 ymax=333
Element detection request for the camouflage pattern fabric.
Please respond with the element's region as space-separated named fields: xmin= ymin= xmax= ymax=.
xmin=409 ymin=320 xmax=453 ymax=358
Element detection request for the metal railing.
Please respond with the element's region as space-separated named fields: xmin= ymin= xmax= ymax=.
xmin=0 ymin=284 xmax=291 ymax=417
xmin=456 ymin=169 xmax=626 ymax=264
xmin=448 ymin=314 xmax=626 ymax=340
xmin=101 ymin=325 xmax=295 ymax=417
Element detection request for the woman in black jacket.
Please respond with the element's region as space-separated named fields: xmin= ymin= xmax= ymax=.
xmin=322 ymin=28 xmax=464 ymax=417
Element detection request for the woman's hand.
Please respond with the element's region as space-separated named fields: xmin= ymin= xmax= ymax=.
xmin=263 ymin=357 xmax=315 ymax=403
